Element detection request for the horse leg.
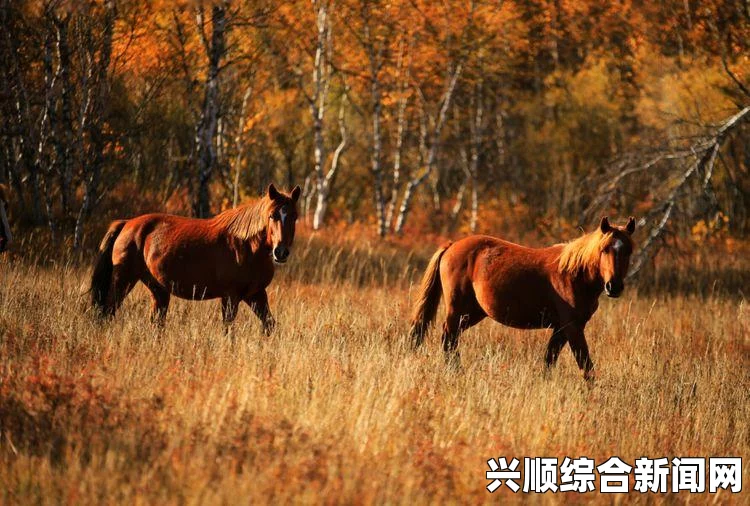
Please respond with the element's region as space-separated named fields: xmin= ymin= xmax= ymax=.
xmin=105 ymin=265 xmax=136 ymax=317
xmin=441 ymin=309 xmax=483 ymax=369
xmin=440 ymin=311 xmax=462 ymax=368
xmin=439 ymin=276 xmax=485 ymax=367
xmin=565 ymin=325 xmax=595 ymax=380
xmin=245 ymin=289 xmax=275 ymax=336
xmin=221 ymin=296 xmax=240 ymax=341
xmin=147 ymin=284 xmax=170 ymax=326
xmin=544 ymin=328 xmax=568 ymax=369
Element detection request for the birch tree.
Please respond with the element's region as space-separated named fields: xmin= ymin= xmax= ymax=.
xmin=307 ymin=0 xmax=347 ymax=230
xmin=192 ymin=1 xmax=229 ymax=218
xmin=73 ymin=0 xmax=117 ymax=248
xmin=385 ymin=38 xmax=411 ymax=231
xmin=350 ymin=0 xmax=391 ymax=236
xmin=49 ymin=8 xmax=74 ymax=214
xmin=0 ymin=0 xmax=43 ymax=224
xmin=393 ymin=62 xmax=462 ymax=234
xmin=38 ymin=9 xmax=60 ymax=239
xmin=392 ymin=0 xmax=479 ymax=234
xmin=464 ymin=73 xmax=485 ymax=233
xmin=232 ymin=85 xmax=252 ymax=208
xmin=587 ymin=105 xmax=750 ymax=277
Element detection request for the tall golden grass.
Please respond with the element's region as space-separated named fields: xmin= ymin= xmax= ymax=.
xmin=0 ymin=235 xmax=747 ymax=504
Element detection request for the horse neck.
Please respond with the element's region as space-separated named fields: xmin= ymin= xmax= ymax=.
xmin=554 ymin=244 xmax=604 ymax=297
xmin=245 ymin=227 xmax=270 ymax=253
xmin=568 ymin=264 xmax=604 ymax=298
xmin=211 ymin=205 xmax=270 ymax=254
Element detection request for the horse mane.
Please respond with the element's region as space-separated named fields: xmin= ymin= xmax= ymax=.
xmin=557 ymin=229 xmax=612 ymax=278
xmin=212 ymin=197 xmax=273 ymax=242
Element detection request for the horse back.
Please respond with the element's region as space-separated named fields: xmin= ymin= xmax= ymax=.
xmin=441 ymin=235 xmax=568 ymax=328
xmin=112 ymin=213 xmax=271 ymax=300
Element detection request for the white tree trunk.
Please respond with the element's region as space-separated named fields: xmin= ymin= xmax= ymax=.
xmin=360 ymin=3 xmax=387 ymax=237
xmin=468 ymin=79 xmax=484 ymax=233
xmin=73 ymin=0 xmax=116 ymax=248
xmin=309 ymin=1 xmax=346 ymax=231
xmin=52 ymin=12 xmax=73 ymax=214
xmin=233 ymin=86 xmax=252 ymax=207
xmin=394 ymin=63 xmax=462 ymax=235
xmin=310 ymin=2 xmax=328 ymax=230
xmin=385 ymin=41 xmax=410 ymax=231
xmin=470 ymin=172 xmax=478 ymax=232
xmin=450 ymin=178 xmax=466 ymax=222
xmin=192 ymin=3 xmax=227 ymax=218
xmin=313 ymin=190 xmax=328 ymax=230
xmin=302 ymin=173 xmax=314 ymax=225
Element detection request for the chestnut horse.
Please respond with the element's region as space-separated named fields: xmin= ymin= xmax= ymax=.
xmin=90 ymin=184 xmax=300 ymax=333
xmin=409 ymin=217 xmax=636 ymax=379
xmin=0 ymin=184 xmax=12 ymax=253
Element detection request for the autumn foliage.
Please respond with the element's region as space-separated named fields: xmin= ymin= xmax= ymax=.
xmin=0 ymin=3 xmax=749 ymax=503
xmin=1 ymin=0 xmax=747 ymax=248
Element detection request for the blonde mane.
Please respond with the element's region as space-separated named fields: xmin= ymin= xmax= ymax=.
xmin=212 ymin=197 xmax=273 ymax=242
xmin=557 ymin=229 xmax=612 ymax=278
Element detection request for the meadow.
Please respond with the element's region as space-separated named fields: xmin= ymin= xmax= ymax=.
xmin=0 ymin=233 xmax=747 ymax=504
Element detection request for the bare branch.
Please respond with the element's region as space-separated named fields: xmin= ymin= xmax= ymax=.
xmin=626 ymin=106 xmax=750 ymax=277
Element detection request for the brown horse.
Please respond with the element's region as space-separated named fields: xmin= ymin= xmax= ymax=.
xmin=0 ymin=184 xmax=12 ymax=253
xmin=409 ymin=217 xmax=636 ymax=379
xmin=90 ymin=184 xmax=300 ymax=333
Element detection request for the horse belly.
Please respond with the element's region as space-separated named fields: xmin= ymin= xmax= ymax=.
xmin=150 ymin=252 xmax=272 ymax=303
xmin=168 ymin=283 xmax=223 ymax=301
xmin=145 ymin=234 xmax=232 ymax=300
xmin=151 ymin=264 xmax=225 ymax=300
xmin=473 ymin=267 xmax=558 ymax=329
xmin=487 ymin=297 xmax=557 ymax=329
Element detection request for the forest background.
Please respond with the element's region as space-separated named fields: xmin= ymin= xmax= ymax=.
xmin=0 ymin=0 xmax=748 ymax=273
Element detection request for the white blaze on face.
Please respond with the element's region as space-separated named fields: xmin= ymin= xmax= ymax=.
xmin=0 ymin=202 xmax=12 ymax=249
xmin=612 ymin=238 xmax=624 ymax=256
xmin=279 ymin=205 xmax=288 ymax=227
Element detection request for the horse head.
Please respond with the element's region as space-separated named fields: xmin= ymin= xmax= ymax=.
xmin=598 ymin=216 xmax=636 ymax=298
xmin=266 ymin=184 xmax=301 ymax=264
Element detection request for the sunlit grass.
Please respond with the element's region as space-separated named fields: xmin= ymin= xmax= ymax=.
xmin=0 ymin=246 xmax=747 ymax=504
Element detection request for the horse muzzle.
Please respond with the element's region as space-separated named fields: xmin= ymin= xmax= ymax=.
xmin=605 ymin=280 xmax=623 ymax=298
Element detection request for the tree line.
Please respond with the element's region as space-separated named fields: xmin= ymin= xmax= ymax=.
xmin=1 ymin=0 xmax=748 ymax=253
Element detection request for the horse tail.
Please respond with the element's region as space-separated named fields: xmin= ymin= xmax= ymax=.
xmin=409 ymin=241 xmax=452 ymax=347
xmin=90 ymin=219 xmax=127 ymax=314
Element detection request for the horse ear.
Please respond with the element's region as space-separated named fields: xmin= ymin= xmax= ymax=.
xmin=626 ymin=216 xmax=636 ymax=235
xmin=267 ymin=183 xmax=281 ymax=200
xmin=290 ymin=185 xmax=301 ymax=203
xmin=600 ymin=216 xmax=611 ymax=233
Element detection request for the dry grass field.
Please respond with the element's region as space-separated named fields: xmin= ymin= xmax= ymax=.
xmin=0 ymin=235 xmax=748 ymax=504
